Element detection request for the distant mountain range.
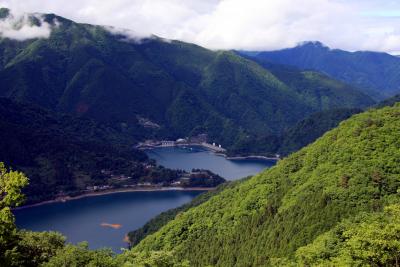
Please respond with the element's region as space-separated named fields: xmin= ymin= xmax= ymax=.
xmin=0 ymin=9 xmax=374 ymax=156
xmin=241 ymin=41 xmax=400 ymax=100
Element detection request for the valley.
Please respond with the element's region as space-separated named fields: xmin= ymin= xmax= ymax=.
xmin=14 ymin=147 xmax=276 ymax=252
xmin=0 ymin=5 xmax=399 ymax=267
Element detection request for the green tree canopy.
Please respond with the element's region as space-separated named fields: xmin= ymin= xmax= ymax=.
xmin=0 ymin=162 xmax=28 ymax=265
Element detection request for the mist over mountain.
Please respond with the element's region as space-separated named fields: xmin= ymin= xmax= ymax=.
xmin=0 ymin=8 xmax=56 ymax=40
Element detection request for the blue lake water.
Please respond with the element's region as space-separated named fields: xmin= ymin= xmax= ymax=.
xmin=15 ymin=147 xmax=276 ymax=252
xmin=14 ymin=191 xmax=202 ymax=252
xmin=146 ymin=146 xmax=276 ymax=180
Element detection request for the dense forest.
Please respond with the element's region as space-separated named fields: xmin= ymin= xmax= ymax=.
xmin=1 ymin=103 xmax=398 ymax=266
xmin=125 ymin=97 xmax=394 ymax=247
xmin=132 ymin=104 xmax=400 ymax=266
xmin=127 ymin=180 xmax=243 ymax=247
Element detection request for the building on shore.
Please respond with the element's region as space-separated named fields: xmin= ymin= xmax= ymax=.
xmin=161 ymin=140 xmax=175 ymax=147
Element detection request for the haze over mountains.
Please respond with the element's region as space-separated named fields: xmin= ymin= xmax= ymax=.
xmin=243 ymin=41 xmax=400 ymax=100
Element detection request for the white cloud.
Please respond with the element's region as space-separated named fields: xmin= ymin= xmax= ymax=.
xmin=0 ymin=0 xmax=399 ymax=53
xmin=0 ymin=10 xmax=54 ymax=40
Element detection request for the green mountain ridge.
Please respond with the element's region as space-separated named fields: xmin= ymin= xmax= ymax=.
xmin=0 ymin=10 xmax=374 ymax=155
xmin=131 ymin=104 xmax=400 ymax=266
xmin=243 ymin=41 xmax=400 ymax=100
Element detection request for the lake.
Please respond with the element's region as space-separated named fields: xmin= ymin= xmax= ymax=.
xmin=15 ymin=147 xmax=276 ymax=252
xmin=14 ymin=190 xmax=202 ymax=252
xmin=146 ymin=146 xmax=276 ymax=180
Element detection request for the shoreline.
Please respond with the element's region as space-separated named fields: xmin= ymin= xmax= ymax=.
xmin=139 ymin=142 xmax=226 ymax=153
xmin=17 ymin=145 xmax=278 ymax=210
xmin=215 ymin=153 xmax=279 ymax=161
xmin=15 ymin=186 xmax=215 ymax=210
xmin=142 ymin=143 xmax=280 ymax=161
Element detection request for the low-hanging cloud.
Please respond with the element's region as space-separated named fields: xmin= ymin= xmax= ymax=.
xmin=103 ymin=26 xmax=152 ymax=43
xmin=0 ymin=0 xmax=399 ymax=53
xmin=0 ymin=10 xmax=54 ymax=40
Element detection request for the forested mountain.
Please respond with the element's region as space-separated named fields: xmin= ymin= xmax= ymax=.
xmin=1 ymin=103 xmax=399 ymax=266
xmin=126 ymin=181 xmax=239 ymax=247
xmin=126 ymin=98 xmax=400 ymax=245
xmin=131 ymin=104 xmax=400 ymax=266
xmin=243 ymin=41 xmax=400 ymax=100
xmin=0 ymin=9 xmax=374 ymax=154
xmin=227 ymin=107 xmax=363 ymax=157
xmin=0 ymin=98 xmax=224 ymax=204
xmin=125 ymin=108 xmax=362 ymax=246
xmin=278 ymin=108 xmax=362 ymax=155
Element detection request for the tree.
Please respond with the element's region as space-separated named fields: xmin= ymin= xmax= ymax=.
xmin=0 ymin=162 xmax=29 ymax=265
xmin=295 ymin=204 xmax=400 ymax=266
xmin=43 ymin=242 xmax=116 ymax=267
xmin=116 ymin=250 xmax=190 ymax=267
xmin=12 ymin=231 xmax=65 ymax=267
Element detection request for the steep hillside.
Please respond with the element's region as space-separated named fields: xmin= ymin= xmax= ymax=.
xmin=132 ymin=104 xmax=400 ymax=266
xmin=125 ymin=78 xmax=400 ymax=250
xmin=127 ymin=180 xmax=243 ymax=247
xmin=0 ymin=9 xmax=374 ymax=153
xmin=125 ymin=108 xmax=361 ymax=244
xmin=244 ymin=41 xmax=400 ymax=99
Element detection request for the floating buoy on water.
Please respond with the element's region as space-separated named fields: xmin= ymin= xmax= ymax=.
xmin=100 ymin=223 xmax=122 ymax=229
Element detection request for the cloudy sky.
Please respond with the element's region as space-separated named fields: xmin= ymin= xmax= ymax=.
xmin=1 ymin=0 xmax=400 ymax=53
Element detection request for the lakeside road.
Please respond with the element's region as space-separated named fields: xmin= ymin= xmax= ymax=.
xmin=215 ymin=153 xmax=280 ymax=161
xmin=15 ymin=187 xmax=215 ymax=210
